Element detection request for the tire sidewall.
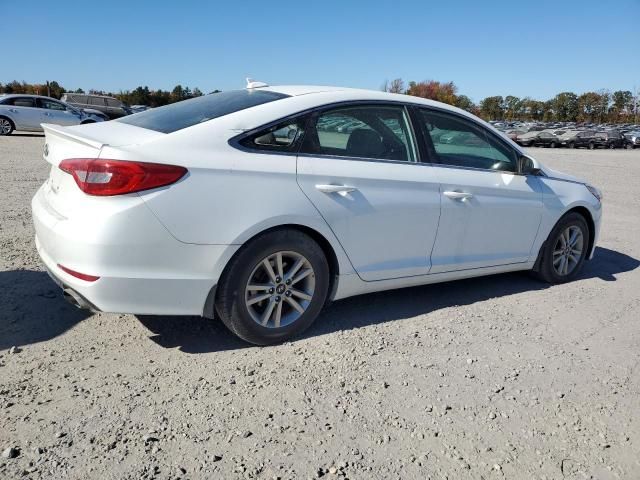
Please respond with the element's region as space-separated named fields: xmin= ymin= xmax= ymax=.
xmin=541 ymin=213 xmax=590 ymax=283
xmin=0 ymin=117 xmax=13 ymax=135
xmin=218 ymin=231 xmax=329 ymax=345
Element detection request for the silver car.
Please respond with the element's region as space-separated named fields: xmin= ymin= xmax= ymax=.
xmin=0 ymin=94 xmax=104 ymax=135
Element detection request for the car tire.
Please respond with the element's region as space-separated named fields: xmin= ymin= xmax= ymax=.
xmin=626 ymin=144 xmax=634 ymax=150
xmin=0 ymin=117 xmax=14 ymax=135
xmin=568 ymin=142 xmax=575 ymax=149
xmin=215 ymin=229 xmax=330 ymax=345
xmin=588 ymin=142 xmax=595 ymax=150
xmin=533 ymin=212 xmax=590 ymax=284
xmin=608 ymin=143 xmax=615 ymax=149
xmin=550 ymin=142 xmax=556 ymax=148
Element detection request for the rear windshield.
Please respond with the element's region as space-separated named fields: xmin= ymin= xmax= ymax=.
xmin=118 ymin=89 xmax=289 ymax=134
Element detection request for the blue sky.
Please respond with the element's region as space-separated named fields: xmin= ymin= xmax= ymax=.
xmin=3 ymin=0 xmax=639 ymax=101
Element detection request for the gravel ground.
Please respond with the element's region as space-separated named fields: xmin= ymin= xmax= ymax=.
xmin=1 ymin=132 xmax=639 ymax=480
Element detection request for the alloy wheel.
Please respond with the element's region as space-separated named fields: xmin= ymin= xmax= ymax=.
xmin=244 ymin=251 xmax=316 ymax=328
xmin=552 ymin=226 xmax=584 ymax=276
xmin=0 ymin=119 xmax=12 ymax=135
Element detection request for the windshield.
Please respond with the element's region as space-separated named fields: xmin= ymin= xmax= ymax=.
xmin=118 ymin=89 xmax=289 ymax=134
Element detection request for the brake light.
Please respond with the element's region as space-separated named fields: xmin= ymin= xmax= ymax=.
xmin=59 ymin=159 xmax=187 ymax=196
xmin=57 ymin=264 xmax=100 ymax=282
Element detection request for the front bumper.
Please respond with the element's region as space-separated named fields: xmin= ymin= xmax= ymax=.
xmin=32 ymin=185 xmax=238 ymax=316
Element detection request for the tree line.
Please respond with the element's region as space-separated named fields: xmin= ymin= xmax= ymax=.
xmin=383 ymin=79 xmax=638 ymax=123
xmin=0 ymin=80 xmax=218 ymax=107
xmin=2 ymin=78 xmax=637 ymax=123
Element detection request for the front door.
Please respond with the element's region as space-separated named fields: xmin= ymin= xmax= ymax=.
xmin=415 ymin=107 xmax=543 ymax=273
xmin=296 ymin=103 xmax=441 ymax=281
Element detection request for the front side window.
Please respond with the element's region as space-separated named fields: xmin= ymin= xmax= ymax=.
xmin=119 ymin=89 xmax=289 ymax=134
xmin=106 ymin=98 xmax=121 ymax=107
xmin=239 ymin=117 xmax=306 ymax=152
xmin=417 ymin=109 xmax=517 ymax=172
xmin=301 ymin=105 xmax=417 ymax=162
xmin=38 ymin=99 xmax=66 ymax=110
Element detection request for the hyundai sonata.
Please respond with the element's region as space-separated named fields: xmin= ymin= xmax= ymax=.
xmin=32 ymin=82 xmax=602 ymax=345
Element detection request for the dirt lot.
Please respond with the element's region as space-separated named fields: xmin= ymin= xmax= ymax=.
xmin=1 ymin=132 xmax=639 ymax=480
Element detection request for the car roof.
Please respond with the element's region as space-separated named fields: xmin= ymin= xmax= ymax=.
xmin=0 ymin=94 xmax=59 ymax=100
xmin=259 ymin=84 xmax=482 ymax=121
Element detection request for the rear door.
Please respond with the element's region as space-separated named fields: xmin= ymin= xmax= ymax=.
xmin=296 ymin=103 xmax=441 ymax=281
xmin=6 ymin=97 xmax=40 ymax=130
xmin=414 ymin=107 xmax=543 ymax=273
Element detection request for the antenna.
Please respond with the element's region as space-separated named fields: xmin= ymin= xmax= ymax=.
xmin=246 ymin=78 xmax=269 ymax=89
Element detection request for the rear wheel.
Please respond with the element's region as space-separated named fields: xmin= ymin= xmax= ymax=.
xmin=216 ymin=229 xmax=329 ymax=345
xmin=550 ymin=141 xmax=557 ymax=148
xmin=626 ymin=143 xmax=635 ymax=150
xmin=568 ymin=142 xmax=576 ymax=149
xmin=608 ymin=142 xmax=615 ymax=149
xmin=0 ymin=117 xmax=13 ymax=135
xmin=588 ymin=142 xmax=595 ymax=150
xmin=533 ymin=213 xmax=589 ymax=284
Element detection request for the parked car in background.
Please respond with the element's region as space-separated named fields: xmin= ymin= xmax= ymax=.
xmin=558 ymin=130 xmax=580 ymax=147
xmin=61 ymin=93 xmax=132 ymax=119
xmin=623 ymin=131 xmax=640 ymax=149
xmin=571 ymin=131 xmax=597 ymax=149
xmin=515 ymin=131 xmax=540 ymax=147
xmin=130 ymin=105 xmax=151 ymax=113
xmin=534 ymin=131 xmax=560 ymax=148
xmin=32 ymin=84 xmax=602 ymax=345
xmin=594 ymin=131 xmax=624 ymax=149
xmin=0 ymin=94 xmax=104 ymax=135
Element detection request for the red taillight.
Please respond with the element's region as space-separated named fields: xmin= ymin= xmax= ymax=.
xmin=59 ymin=158 xmax=187 ymax=196
xmin=57 ymin=264 xmax=100 ymax=282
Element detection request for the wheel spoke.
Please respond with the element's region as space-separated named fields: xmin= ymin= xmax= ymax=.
xmin=292 ymin=268 xmax=312 ymax=285
xmin=568 ymin=228 xmax=579 ymax=247
xmin=568 ymin=253 xmax=579 ymax=264
xmin=553 ymin=254 xmax=563 ymax=265
xmin=261 ymin=299 xmax=276 ymax=326
xmin=247 ymin=283 xmax=272 ymax=292
xmin=285 ymin=296 xmax=305 ymax=314
xmin=262 ymin=258 xmax=277 ymax=283
xmin=290 ymin=288 xmax=312 ymax=301
xmin=274 ymin=301 xmax=283 ymax=328
xmin=286 ymin=257 xmax=305 ymax=280
xmin=276 ymin=252 xmax=284 ymax=279
xmin=247 ymin=292 xmax=271 ymax=306
xmin=562 ymin=256 xmax=569 ymax=275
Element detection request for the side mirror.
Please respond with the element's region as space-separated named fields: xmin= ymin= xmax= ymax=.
xmin=518 ymin=155 xmax=541 ymax=176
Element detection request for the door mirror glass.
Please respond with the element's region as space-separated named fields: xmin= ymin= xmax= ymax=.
xmin=519 ymin=155 xmax=541 ymax=175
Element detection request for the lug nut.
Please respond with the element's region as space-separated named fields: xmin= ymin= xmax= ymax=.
xmin=275 ymin=276 xmax=282 ymax=283
xmin=285 ymin=291 xmax=291 ymax=297
xmin=269 ymin=287 xmax=275 ymax=294
xmin=275 ymin=296 xmax=281 ymax=302
xmin=285 ymin=279 xmax=291 ymax=285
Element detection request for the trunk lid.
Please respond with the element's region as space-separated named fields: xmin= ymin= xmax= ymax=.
xmin=41 ymin=122 xmax=165 ymax=218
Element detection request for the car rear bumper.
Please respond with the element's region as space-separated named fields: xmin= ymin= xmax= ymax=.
xmin=32 ymin=185 xmax=238 ymax=316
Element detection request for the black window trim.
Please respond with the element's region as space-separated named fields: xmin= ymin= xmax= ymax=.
xmin=230 ymin=99 xmax=426 ymax=165
xmin=229 ymin=99 xmax=530 ymax=173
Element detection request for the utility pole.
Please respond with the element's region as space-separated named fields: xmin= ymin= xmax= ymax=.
xmin=46 ymin=80 xmax=51 ymax=97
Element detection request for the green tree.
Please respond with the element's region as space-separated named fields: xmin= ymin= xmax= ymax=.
xmin=479 ymin=96 xmax=505 ymax=120
xmin=454 ymin=94 xmax=475 ymax=113
xmin=552 ymin=92 xmax=579 ymax=122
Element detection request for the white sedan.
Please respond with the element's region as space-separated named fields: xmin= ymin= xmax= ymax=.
xmin=32 ymin=83 xmax=602 ymax=345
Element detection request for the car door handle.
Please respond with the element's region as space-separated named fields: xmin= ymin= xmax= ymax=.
xmin=9 ymin=108 xmax=18 ymax=113
xmin=43 ymin=112 xmax=52 ymax=116
xmin=443 ymin=190 xmax=473 ymax=201
xmin=315 ymin=184 xmax=357 ymax=196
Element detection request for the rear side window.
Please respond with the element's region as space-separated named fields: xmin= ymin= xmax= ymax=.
xmin=89 ymin=97 xmax=106 ymax=106
xmin=119 ymin=90 xmax=289 ymax=134
xmin=239 ymin=117 xmax=306 ymax=152
xmin=300 ymin=105 xmax=417 ymax=162
xmin=106 ymin=98 xmax=121 ymax=107
xmin=6 ymin=97 xmax=35 ymax=107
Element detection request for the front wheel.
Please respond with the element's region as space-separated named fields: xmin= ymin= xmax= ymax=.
xmin=0 ymin=118 xmax=13 ymax=135
xmin=588 ymin=142 xmax=595 ymax=150
xmin=216 ymin=230 xmax=330 ymax=345
xmin=626 ymin=143 xmax=635 ymax=150
xmin=533 ymin=213 xmax=589 ymax=284
xmin=550 ymin=142 xmax=557 ymax=148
